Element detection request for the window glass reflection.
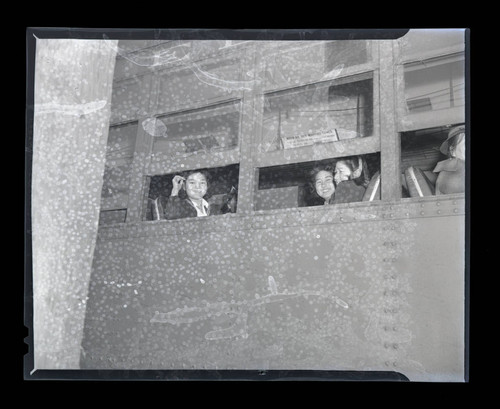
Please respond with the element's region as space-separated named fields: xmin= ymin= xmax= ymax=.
xmin=152 ymin=100 xmax=241 ymax=157
xmin=262 ymin=77 xmax=373 ymax=152
xmin=404 ymin=58 xmax=465 ymax=114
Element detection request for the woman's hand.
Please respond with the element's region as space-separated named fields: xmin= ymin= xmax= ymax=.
xmin=171 ymin=175 xmax=185 ymax=197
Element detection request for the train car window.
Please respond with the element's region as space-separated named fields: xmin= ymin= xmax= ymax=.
xmin=403 ymin=57 xmax=465 ymax=115
xmin=256 ymin=153 xmax=380 ymax=210
xmin=261 ymin=75 xmax=373 ymax=152
xmin=395 ymin=31 xmax=466 ymax=200
xmin=145 ymin=164 xmax=239 ymax=221
xmin=400 ymin=124 xmax=465 ymax=198
xmin=151 ymin=100 xmax=241 ymax=158
xmin=397 ymin=30 xmax=465 ymax=133
xmin=99 ymin=121 xmax=138 ymax=225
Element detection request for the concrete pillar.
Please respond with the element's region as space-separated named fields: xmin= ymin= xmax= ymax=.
xmin=31 ymin=38 xmax=117 ymax=369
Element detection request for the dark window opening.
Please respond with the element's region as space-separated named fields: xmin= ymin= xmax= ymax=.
xmin=145 ymin=164 xmax=240 ymax=221
xmin=256 ymin=153 xmax=381 ymax=210
xmin=401 ymin=124 xmax=465 ymax=197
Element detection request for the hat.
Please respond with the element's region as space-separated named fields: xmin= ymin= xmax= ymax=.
xmin=439 ymin=125 xmax=465 ymax=155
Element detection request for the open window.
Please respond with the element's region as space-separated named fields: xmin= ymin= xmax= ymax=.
xmin=400 ymin=124 xmax=465 ymax=198
xmin=255 ymin=153 xmax=381 ymax=211
xmin=397 ymin=30 xmax=466 ymax=200
xmin=145 ymin=164 xmax=240 ymax=221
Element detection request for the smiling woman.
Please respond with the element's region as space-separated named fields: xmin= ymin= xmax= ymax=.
xmin=166 ymin=171 xmax=213 ymax=219
xmin=255 ymin=153 xmax=380 ymax=210
xmin=308 ymin=156 xmax=372 ymax=206
xmin=312 ymin=167 xmax=336 ymax=204
xmin=146 ymin=164 xmax=240 ymax=220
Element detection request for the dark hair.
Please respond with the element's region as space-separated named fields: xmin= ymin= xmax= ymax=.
xmin=307 ymin=164 xmax=335 ymax=196
xmin=307 ymin=156 xmax=371 ymax=196
xmin=337 ymin=156 xmax=371 ymax=188
xmin=335 ymin=158 xmax=356 ymax=175
xmin=177 ymin=169 xmax=212 ymax=199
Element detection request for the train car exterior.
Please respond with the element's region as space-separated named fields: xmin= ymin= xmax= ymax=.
xmin=28 ymin=29 xmax=468 ymax=382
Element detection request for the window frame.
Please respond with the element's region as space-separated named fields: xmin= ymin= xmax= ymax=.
xmin=117 ymin=47 xmax=253 ymax=222
xmin=100 ymin=36 xmax=466 ymax=226
xmin=394 ymin=35 xmax=466 ymax=204
xmin=248 ymin=40 xmax=387 ymax=212
xmin=396 ymin=51 xmax=466 ymax=133
xmin=100 ymin=120 xmax=139 ymax=215
xmin=147 ymin=99 xmax=244 ymax=175
xmin=254 ymin=71 xmax=380 ymax=166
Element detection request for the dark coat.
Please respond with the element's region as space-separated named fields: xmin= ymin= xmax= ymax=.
xmin=304 ymin=180 xmax=367 ymax=207
xmin=164 ymin=196 xmax=222 ymax=220
xmin=332 ymin=180 xmax=367 ymax=204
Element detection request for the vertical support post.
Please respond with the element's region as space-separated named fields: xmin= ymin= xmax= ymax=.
xmin=31 ymin=38 xmax=118 ymax=369
xmin=234 ymin=44 xmax=261 ymax=214
xmin=125 ymin=72 xmax=156 ymax=222
xmin=378 ymin=40 xmax=401 ymax=201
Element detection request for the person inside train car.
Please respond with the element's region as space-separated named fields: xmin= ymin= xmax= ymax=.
xmin=332 ymin=156 xmax=370 ymax=204
xmin=403 ymin=125 xmax=465 ymax=198
xmin=432 ymin=125 xmax=466 ymax=195
xmin=307 ymin=165 xmax=337 ymax=206
xmin=306 ymin=158 xmax=379 ymax=207
xmin=164 ymin=170 xmax=223 ymax=220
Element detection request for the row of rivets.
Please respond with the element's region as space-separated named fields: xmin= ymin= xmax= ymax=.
xmin=100 ymin=197 xmax=465 ymax=239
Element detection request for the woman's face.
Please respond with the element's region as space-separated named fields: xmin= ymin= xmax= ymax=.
xmin=314 ymin=170 xmax=335 ymax=201
xmin=185 ymin=172 xmax=207 ymax=200
xmin=334 ymin=161 xmax=352 ymax=185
